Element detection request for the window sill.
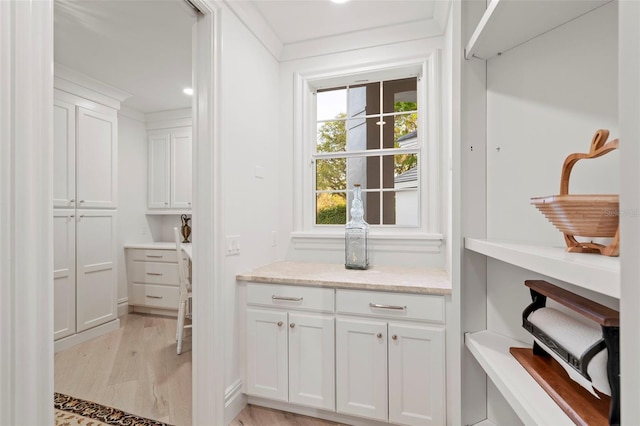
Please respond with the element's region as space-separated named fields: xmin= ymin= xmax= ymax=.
xmin=290 ymin=231 xmax=444 ymax=253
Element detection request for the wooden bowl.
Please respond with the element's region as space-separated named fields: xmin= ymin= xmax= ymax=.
xmin=530 ymin=194 xmax=619 ymax=237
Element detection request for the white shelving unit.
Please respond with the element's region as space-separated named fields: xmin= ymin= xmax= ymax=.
xmin=464 ymin=0 xmax=611 ymax=60
xmin=465 ymin=331 xmax=573 ymax=426
xmin=465 ymin=238 xmax=620 ymax=298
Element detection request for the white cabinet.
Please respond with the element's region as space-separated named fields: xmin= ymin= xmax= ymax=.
xmin=53 ymin=210 xmax=76 ymax=340
xmin=125 ymin=248 xmax=180 ymax=313
xmin=245 ymin=284 xmax=335 ymax=410
xmin=53 ymin=90 xmax=117 ymax=209
xmin=335 ymin=290 xmax=446 ymax=426
xmin=148 ymin=127 xmax=192 ymax=210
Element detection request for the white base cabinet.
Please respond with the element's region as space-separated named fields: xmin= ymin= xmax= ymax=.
xmin=125 ymin=247 xmax=181 ymax=314
xmin=243 ymin=282 xmax=446 ymax=425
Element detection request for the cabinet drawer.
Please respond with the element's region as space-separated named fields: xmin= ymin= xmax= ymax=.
xmin=129 ymin=283 xmax=179 ymax=309
xmin=247 ymin=283 xmax=334 ymax=313
xmin=336 ymin=289 xmax=444 ymax=323
xmin=131 ymin=261 xmax=179 ymax=285
xmin=128 ymin=248 xmax=177 ymax=263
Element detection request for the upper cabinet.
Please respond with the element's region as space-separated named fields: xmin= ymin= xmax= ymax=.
xmin=146 ymin=109 xmax=192 ymax=213
xmin=54 ymin=90 xmax=118 ymax=209
xmin=147 ymin=127 xmax=192 ymax=211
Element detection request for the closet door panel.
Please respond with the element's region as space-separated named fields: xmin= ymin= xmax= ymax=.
xmin=53 ymin=210 xmax=76 ymax=340
xmin=53 ymin=99 xmax=76 ymax=208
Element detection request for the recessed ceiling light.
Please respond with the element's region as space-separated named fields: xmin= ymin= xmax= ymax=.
xmin=183 ymin=87 xmax=194 ymax=96
xmin=331 ymin=0 xmax=350 ymax=3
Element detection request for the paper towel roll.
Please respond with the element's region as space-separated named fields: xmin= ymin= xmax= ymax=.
xmin=528 ymin=307 xmax=610 ymax=397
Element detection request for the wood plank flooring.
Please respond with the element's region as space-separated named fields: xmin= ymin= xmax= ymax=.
xmin=55 ymin=313 xmax=341 ymax=426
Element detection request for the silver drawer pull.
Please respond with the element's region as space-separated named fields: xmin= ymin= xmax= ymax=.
xmin=146 ymin=295 xmax=163 ymax=299
xmin=272 ymin=295 xmax=303 ymax=302
xmin=146 ymin=272 xmax=163 ymax=276
xmin=369 ymin=303 xmax=406 ymax=311
xmin=146 ymin=255 xmax=163 ymax=258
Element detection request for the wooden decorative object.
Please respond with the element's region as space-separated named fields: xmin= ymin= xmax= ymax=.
xmin=530 ymin=129 xmax=619 ymax=256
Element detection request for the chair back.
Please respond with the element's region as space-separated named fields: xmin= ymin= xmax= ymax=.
xmin=174 ymin=227 xmax=190 ymax=291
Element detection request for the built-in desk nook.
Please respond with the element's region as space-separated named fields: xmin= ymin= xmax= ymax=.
xmin=237 ymin=261 xmax=451 ymax=426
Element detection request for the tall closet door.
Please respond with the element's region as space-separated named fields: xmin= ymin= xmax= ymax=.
xmin=53 ymin=210 xmax=76 ymax=340
xmin=148 ymin=133 xmax=171 ymax=208
xmin=53 ymin=99 xmax=76 ymax=208
xmin=76 ymin=210 xmax=117 ymax=332
xmin=77 ymin=107 xmax=117 ymax=208
xmin=170 ymin=129 xmax=192 ymax=209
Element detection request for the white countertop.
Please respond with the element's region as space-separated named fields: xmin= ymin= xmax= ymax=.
xmin=124 ymin=241 xmax=192 ymax=260
xmin=236 ymin=261 xmax=451 ymax=295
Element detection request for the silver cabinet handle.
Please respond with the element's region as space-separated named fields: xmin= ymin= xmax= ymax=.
xmin=277 ymin=321 xmax=283 ymax=327
xmin=69 ymin=199 xmax=75 ymax=203
xmin=79 ymin=200 xmax=85 ymax=204
xmin=272 ymin=296 xmax=303 ymax=302
xmin=146 ymin=272 xmax=163 ymax=276
xmin=146 ymin=295 xmax=163 ymax=299
xmin=376 ymin=332 xmax=383 ymax=339
xmin=369 ymin=303 xmax=406 ymax=311
xmin=392 ymin=335 xmax=398 ymax=340
xmin=146 ymin=254 xmax=163 ymax=258
xmin=290 ymin=323 xmax=295 ymax=329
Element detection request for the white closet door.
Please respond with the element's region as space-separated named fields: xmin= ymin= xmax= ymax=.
xmin=171 ymin=129 xmax=192 ymax=209
xmin=76 ymin=107 xmax=117 ymax=208
xmin=53 ymin=99 xmax=76 ymax=208
xmin=148 ymin=132 xmax=171 ymax=209
xmin=53 ymin=210 xmax=76 ymax=340
xmin=76 ymin=210 xmax=117 ymax=332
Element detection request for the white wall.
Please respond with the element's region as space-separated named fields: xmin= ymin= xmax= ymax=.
xmin=218 ymin=3 xmax=281 ymax=401
xmin=278 ymin=37 xmax=447 ymax=268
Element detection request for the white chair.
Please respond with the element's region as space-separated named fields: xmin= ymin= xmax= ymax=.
xmin=174 ymin=227 xmax=192 ymax=355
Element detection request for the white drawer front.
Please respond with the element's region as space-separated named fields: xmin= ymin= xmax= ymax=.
xmin=131 ymin=261 xmax=179 ymax=285
xmin=247 ymin=283 xmax=334 ymax=313
xmin=336 ymin=289 xmax=444 ymax=323
xmin=129 ymin=283 xmax=179 ymax=309
xmin=128 ymin=248 xmax=178 ymax=263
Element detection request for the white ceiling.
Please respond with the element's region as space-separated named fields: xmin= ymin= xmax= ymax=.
xmin=54 ymin=0 xmax=441 ymax=114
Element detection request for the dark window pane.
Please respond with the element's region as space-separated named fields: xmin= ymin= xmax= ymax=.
xmin=316 ymin=192 xmax=347 ymax=225
xmin=349 ymin=82 xmax=380 ymax=118
xmin=382 ymin=155 xmax=395 ymax=189
xmin=365 ymin=191 xmax=380 ymax=225
xmin=382 ymin=191 xmax=396 ymax=224
xmin=316 ymin=158 xmax=346 ymax=191
xmin=383 ymin=77 xmax=417 ymax=114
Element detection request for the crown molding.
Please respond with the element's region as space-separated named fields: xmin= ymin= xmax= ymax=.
xmin=118 ymin=106 xmax=146 ymax=122
xmin=224 ymin=0 xmax=283 ymax=61
xmin=54 ymin=63 xmax=131 ymax=110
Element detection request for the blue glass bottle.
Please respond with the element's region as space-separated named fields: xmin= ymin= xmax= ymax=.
xmin=345 ymin=184 xmax=369 ymax=270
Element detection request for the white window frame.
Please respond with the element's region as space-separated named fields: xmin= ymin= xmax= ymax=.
xmin=292 ymin=54 xmax=443 ymax=249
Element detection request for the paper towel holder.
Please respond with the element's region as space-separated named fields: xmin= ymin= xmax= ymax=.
xmin=517 ymin=280 xmax=620 ymax=426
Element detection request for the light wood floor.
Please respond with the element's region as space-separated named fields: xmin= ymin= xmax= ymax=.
xmin=55 ymin=313 xmax=341 ymax=426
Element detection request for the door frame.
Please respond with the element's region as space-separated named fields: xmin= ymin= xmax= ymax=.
xmin=0 ymin=0 xmax=225 ymax=424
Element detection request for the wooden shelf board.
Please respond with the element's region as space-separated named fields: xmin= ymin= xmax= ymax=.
xmin=465 ymin=330 xmax=574 ymax=426
xmin=464 ymin=238 xmax=620 ymax=299
xmin=511 ymin=347 xmax=610 ymax=426
xmin=145 ymin=209 xmax=191 ymax=215
xmin=465 ymin=0 xmax=612 ymax=60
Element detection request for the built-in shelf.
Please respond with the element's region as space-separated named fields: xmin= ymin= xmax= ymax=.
xmin=464 ymin=0 xmax=611 ymax=60
xmin=464 ymin=238 xmax=620 ymax=299
xmin=465 ymin=330 xmax=573 ymax=426
xmin=145 ymin=210 xmax=191 ymax=215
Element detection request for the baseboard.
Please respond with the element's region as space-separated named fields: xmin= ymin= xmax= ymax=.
xmin=117 ymin=299 xmax=129 ymax=317
xmin=131 ymin=306 xmax=178 ymax=317
xmin=54 ymin=318 xmax=120 ymax=353
xmin=224 ymin=379 xmax=246 ymax=425
xmin=247 ymin=396 xmax=390 ymax=426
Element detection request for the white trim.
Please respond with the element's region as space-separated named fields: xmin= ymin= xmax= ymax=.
xmin=53 ymin=319 xmax=121 ymax=353
xmin=293 ymin=54 xmax=442 ymax=240
xmin=223 ymin=0 xmax=283 ymax=61
xmin=54 ymin=63 xmax=130 ymax=110
xmin=118 ymin=106 xmax=146 ymax=123
xmin=190 ymin=1 xmax=225 ymax=425
xmin=117 ymin=298 xmax=129 ymax=317
xmin=281 ymin=19 xmax=444 ymax=62
xmin=145 ymin=107 xmax=193 ymax=130
xmin=0 ymin=1 xmax=54 ymax=423
xmin=224 ymin=379 xmax=247 ymax=425
xmin=433 ymin=0 xmax=452 ymax=34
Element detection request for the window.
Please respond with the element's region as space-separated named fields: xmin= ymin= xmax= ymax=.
xmin=314 ymin=77 xmax=420 ymax=226
xmin=293 ymin=56 xmax=441 ymax=242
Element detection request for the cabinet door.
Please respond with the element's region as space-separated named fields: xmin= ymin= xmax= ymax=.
xmin=388 ymin=323 xmax=445 ymax=426
xmin=148 ymin=133 xmax=171 ymax=208
xmin=76 ymin=210 xmax=117 ymax=332
xmin=170 ymin=129 xmax=192 ymax=209
xmin=53 ymin=210 xmax=76 ymax=340
xmin=53 ymin=99 xmax=76 ymax=208
xmin=246 ymin=308 xmax=288 ymax=401
xmin=76 ymin=107 xmax=117 ymax=208
xmin=336 ymin=317 xmax=388 ymax=421
xmin=288 ymin=312 xmax=335 ymax=410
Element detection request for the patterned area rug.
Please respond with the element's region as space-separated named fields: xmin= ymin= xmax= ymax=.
xmin=55 ymin=393 xmax=173 ymax=426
